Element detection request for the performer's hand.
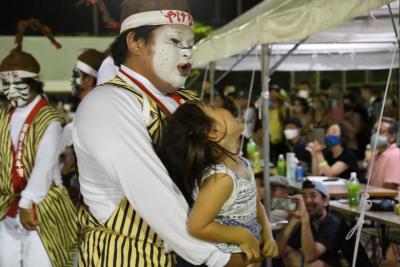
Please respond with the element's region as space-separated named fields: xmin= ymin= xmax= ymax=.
xmin=19 ymin=207 xmax=38 ymax=230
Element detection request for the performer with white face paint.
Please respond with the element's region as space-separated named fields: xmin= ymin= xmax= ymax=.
xmin=0 ymin=45 xmax=78 ymax=266
xmin=56 ymin=49 xmax=107 ymax=205
xmin=73 ymin=0 xmax=244 ymax=266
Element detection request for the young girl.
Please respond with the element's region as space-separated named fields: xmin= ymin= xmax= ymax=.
xmin=158 ymin=101 xmax=278 ymax=266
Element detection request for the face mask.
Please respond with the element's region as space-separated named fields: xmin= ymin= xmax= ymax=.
xmin=370 ymin=134 xmax=388 ymax=148
xmin=284 ymin=129 xmax=299 ymax=140
xmin=331 ymin=99 xmax=338 ymax=108
xmin=325 ymin=135 xmax=341 ymax=147
xmin=152 ymin=25 xmax=194 ymax=89
xmin=297 ymin=90 xmax=309 ymax=99
xmin=2 ymin=77 xmax=32 ymax=107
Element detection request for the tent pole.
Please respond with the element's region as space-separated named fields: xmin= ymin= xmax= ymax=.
xmin=185 ymin=72 xmax=201 ymax=89
xmin=93 ymin=4 xmax=99 ymax=36
xmin=215 ymin=45 xmax=258 ymax=85
xmin=387 ymin=2 xmax=400 ymax=143
xmin=209 ymin=61 xmax=216 ymax=106
xmin=261 ymin=43 xmax=271 ymax=267
xmin=269 ymin=38 xmax=307 ymax=74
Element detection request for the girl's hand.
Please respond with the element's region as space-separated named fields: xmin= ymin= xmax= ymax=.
xmin=239 ymin=232 xmax=261 ymax=263
xmin=261 ymin=237 xmax=278 ymax=258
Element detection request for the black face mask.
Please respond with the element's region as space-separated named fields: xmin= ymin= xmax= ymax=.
xmin=343 ymin=103 xmax=352 ymax=112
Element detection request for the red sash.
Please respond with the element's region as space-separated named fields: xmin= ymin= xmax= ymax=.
xmin=7 ymin=97 xmax=48 ymax=217
xmin=119 ymin=68 xmax=185 ymax=116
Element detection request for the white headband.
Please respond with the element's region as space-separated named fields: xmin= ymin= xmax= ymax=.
xmin=1 ymin=70 xmax=38 ymax=80
xmin=120 ymin=10 xmax=193 ymax=33
xmin=76 ymin=60 xmax=98 ymax=78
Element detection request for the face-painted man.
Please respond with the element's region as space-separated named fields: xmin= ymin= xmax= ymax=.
xmin=1 ymin=53 xmax=41 ymax=108
xmin=0 ymin=47 xmax=77 ymax=266
xmin=72 ymin=0 xmax=241 ymax=266
xmin=71 ymin=49 xmax=106 ymax=100
xmin=2 ymin=75 xmax=34 ymax=107
xmin=369 ymin=117 xmax=400 ymax=189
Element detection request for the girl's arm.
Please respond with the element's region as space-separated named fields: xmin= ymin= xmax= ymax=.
xmin=188 ymin=173 xmax=260 ymax=262
xmin=256 ymin=201 xmax=278 ymax=258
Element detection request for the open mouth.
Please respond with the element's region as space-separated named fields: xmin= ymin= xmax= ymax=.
xmin=177 ymin=63 xmax=192 ymax=77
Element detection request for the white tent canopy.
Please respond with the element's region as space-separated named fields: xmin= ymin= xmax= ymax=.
xmin=210 ymin=4 xmax=399 ymax=71
xmin=214 ymin=42 xmax=398 ymax=71
xmin=193 ymin=0 xmax=396 ymax=68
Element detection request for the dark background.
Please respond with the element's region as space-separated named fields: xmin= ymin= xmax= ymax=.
xmin=1 ymin=0 xmax=262 ymax=35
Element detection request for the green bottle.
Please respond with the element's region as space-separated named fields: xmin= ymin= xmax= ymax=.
xmin=246 ymin=138 xmax=257 ymax=159
xmin=277 ymin=154 xmax=286 ymax=176
xmin=348 ymin=172 xmax=360 ymax=207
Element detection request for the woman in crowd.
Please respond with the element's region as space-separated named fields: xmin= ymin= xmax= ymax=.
xmin=307 ymin=123 xmax=360 ymax=180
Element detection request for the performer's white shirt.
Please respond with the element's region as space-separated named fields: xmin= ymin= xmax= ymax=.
xmin=96 ymin=56 xmax=117 ymax=85
xmin=9 ymin=95 xmax=62 ymax=209
xmin=72 ymin=65 xmax=230 ymax=267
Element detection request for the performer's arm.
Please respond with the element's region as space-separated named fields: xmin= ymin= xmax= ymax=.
xmin=73 ymin=88 xmax=230 ymax=267
xmin=19 ymin=121 xmax=62 ymax=208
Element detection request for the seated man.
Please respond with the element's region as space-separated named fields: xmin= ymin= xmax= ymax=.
xmin=276 ymin=180 xmax=342 ymax=267
xmin=270 ymin=175 xmax=291 ymax=224
xmin=369 ymin=117 xmax=400 ymax=189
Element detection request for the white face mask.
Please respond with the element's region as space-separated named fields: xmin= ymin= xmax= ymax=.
xmin=297 ymin=90 xmax=309 ymax=99
xmin=152 ymin=25 xmax=194 ymax=89
xmin=284 ymin=129 xmax=299 ymax=140
xmin=2 ymin=77 xmax=32 ymax=107
xmin=370 ymin=133 xmax=388 ymax=148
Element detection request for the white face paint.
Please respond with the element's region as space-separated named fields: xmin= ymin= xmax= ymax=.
xmin=152 ymin=25 xmax=194 ymax=89
xmin=71 ymin=67 xmax=82 ymax=96
xmin=2 ymin=76 xmax=32 ymax=107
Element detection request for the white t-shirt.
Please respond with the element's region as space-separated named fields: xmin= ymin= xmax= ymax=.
xmin=9 ymin=95 xmax=62 ymax=208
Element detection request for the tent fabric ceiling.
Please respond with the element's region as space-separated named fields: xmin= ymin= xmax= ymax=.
xmin=214 ymin=43 xmax=398 ymax=71
xmin=193 ymin=0 xmax=395 ymax=67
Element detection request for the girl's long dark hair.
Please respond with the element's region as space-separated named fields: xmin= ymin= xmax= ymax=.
xmin=158 ymin=102 xmax=233 ymax=207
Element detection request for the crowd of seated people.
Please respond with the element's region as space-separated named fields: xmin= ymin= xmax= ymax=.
xmin=202 ymin=82 xmax=399 ymax=186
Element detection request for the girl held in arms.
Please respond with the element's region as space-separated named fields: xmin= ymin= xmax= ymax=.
xmin=158 ymin=101 xmax=278 ymax=266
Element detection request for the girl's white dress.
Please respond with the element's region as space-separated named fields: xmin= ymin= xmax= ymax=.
xmin=193 ymin=157 xmax=261 ymax=253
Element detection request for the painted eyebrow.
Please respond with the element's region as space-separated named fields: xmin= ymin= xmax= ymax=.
xmin=169 ymin=31 xmax=194 ymax=40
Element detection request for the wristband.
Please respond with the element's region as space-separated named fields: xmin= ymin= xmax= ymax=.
xmin=319 ymin=160 xmax=328 ymax=168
